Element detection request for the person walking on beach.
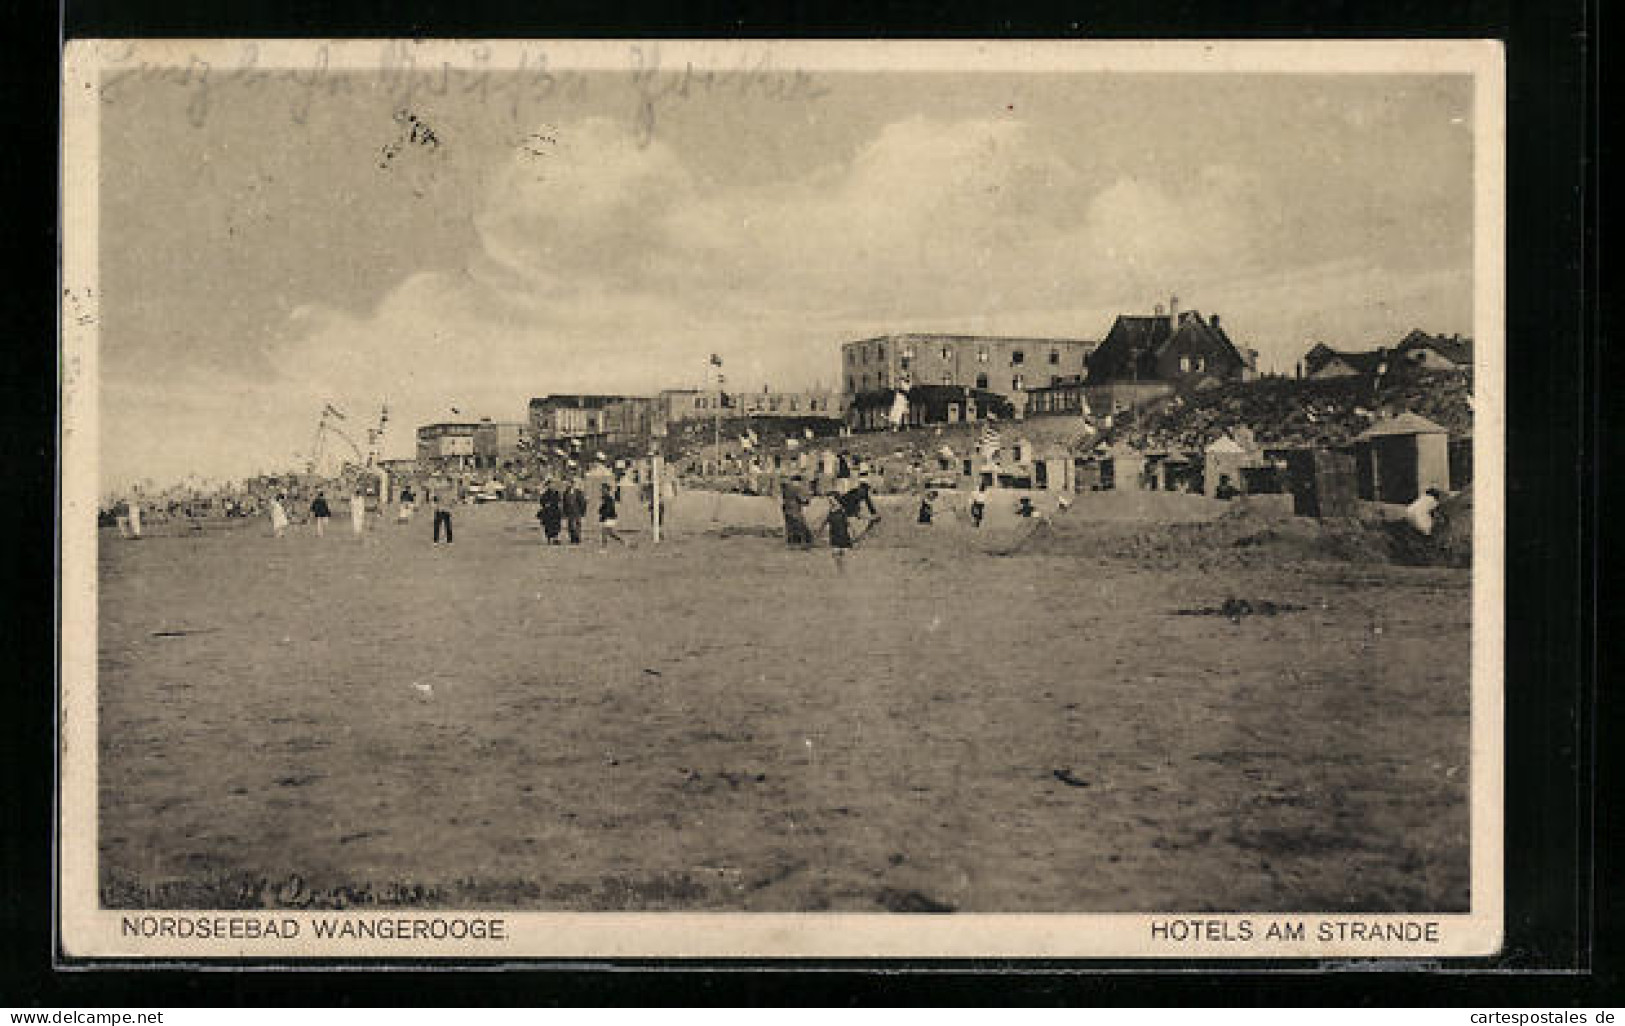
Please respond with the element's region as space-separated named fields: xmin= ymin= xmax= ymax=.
xmin=969 ymin=485 xmax=988 ymax=529
xmin=562 ymin=478 xmax=587 ymax=545
xmin=269 ymin=493 xmax=289 ymax=538
xmin=597 ymin=482 xmax=629 ymax=549
xmin=310 ymin=491 xmax=332 ymax=537
xmin=837 ymin=480 xmax=880 ymax=544
xmin=537 ymin=480 xmax=563 ymax=545
xmin=917 ymin=489 xmax=937 ymax=525
xmin=124 ymin=496 xmax=143 ymax=539
xmin=396 ymin=485 xmax=415 ymax=525
xmin=780 ymin=475 xmax=812 ymax=547
xmin=431 ymin=492 xmax=454 ymax=544
xmin=349 ymin=489 xmax=366 ymax=537
xmin=819 ymin=492 xmax=854 ymax=574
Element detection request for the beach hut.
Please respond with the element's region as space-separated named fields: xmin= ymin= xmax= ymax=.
xmin=1104 ymin=443 xmax=1145 ymax=492
xmin=1276 ymin=447 xmax=1360 ymax=518
xmin=1354 ymin=412 xmax=1450 ymax=504
xmin=1203 ymin=432 xmax=1256 ymax=497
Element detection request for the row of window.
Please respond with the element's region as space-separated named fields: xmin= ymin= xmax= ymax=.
xmin=847 ymin=373 xmax=1046 ymax=393
xmin=693 ymin=396 xmax=830 ymax=412
xmin=847 ymin=345 xmax=1074 ymax=367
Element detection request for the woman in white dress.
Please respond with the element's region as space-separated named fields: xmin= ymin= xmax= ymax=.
xmin=349 ymin=490 xmax=366 ymax=536
xmin=269 ymin=493 xmax=290 ymax=538
xmin=126 ymin=498 xmax=142 ymax=539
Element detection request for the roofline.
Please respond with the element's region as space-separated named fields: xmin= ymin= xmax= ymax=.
xmin=842 ymin=334 xmax=1098 ymax=346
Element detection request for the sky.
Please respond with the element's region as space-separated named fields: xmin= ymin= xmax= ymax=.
xmin=91 ymin=60 xmax=1475 ymax=492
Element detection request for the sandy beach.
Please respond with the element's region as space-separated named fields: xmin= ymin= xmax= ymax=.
xmin=97 ymin=492 xmax=1470 ymax=913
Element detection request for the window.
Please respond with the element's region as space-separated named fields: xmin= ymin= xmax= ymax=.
xmin=1049 ymin=350 xmax=1060 ymax=365
xmin=789 ymin=398 xmax=799 ymax=411
xmin=1011 ymin=350 xmax=1025 ymax=365
xmin=941 ymin=372 xmax=953 ymax=385
xmin=900 ymin=356 xmax=911 ymax=371
xmin=977 ymin=347 xmax=989 ymax=363
xmin=1013 ymin=374 xmax=1025 ymax=391
xmin=1180 ymin=356 xmax=1191 ymax=372
xmin=975 ymin=373 xmax=989 ymax=389
xmin=846 ymin=349 xmax=855 ymax=363
xmin=878 ymin=371 xmax=888 ymax=387
xmin=861 ymin=374 xmax=869 ymax=390
xmin=877 ymin=343 xmax=886 ymax=360
xmin=847 ymin=377 xmax=855 ymax=393
xmin=941 ymin=346 xmax=952 ymax=361
xmin=902 ymin=344 xmax=915 ymax=359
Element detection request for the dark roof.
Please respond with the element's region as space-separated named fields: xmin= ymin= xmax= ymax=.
xmin=1396 ymin=330 xmax=1474 ymax=365
xmin=1307 ymin=348 xmax=1388 ymax=375
xmin=528 ymin=394 xmax=638 ymax=409
xmin=1088 ymin=310 xmax=1244 ymax=380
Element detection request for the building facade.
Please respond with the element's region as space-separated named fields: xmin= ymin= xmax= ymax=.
xmin=415 ymin=423 xmax=479 ymax=466
xmin=472 ymin=419 xmax=531 ymax=468
xmin=839 ymin=334 xmax=1098 ymax=402
xmin=661 ymin=388 xmax=844 ymax=425
xmin=527 ymin=395 xmax=631 ymax=442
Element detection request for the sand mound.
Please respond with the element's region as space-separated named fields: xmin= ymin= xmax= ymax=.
xmin=1007 ymin=501 xmax=1397 ymax=567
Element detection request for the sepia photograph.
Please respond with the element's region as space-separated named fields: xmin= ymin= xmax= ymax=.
xmin=58 ymin=39 xmax=1504 ymax=960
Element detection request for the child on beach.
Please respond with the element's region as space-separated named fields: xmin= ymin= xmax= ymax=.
xmin=917 ymin=489 xmax=937 ymax=525
xmin=820 ymin=493 xmax=854 ymax=574
xmin=597 ymin=482 xmax=628 ymax=548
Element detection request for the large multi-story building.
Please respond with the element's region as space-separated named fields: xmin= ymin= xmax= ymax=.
xmin=472 ymin=419 xmax=531 ymax=467
xmin=527 ymin=395 xmax=632 ymax=443
xmin=415 ymin=422 xmax=480 ymax=466
xmin=839 ymin=334 xmax=1098 ymax=401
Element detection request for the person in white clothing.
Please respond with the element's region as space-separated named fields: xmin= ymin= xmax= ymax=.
xmin=125 ymin=498 xmax=142 ymax=539
xmin=349 ymin=490 xmax=366 ymax=536
xmin=269 ymin=494 xmax=290 ymax=538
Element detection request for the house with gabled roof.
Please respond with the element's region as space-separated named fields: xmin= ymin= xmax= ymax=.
xmin=1302 ymin=342 xmax=1389 ymax=379
xmin=1394 ymin=330 xmax=1473 ymax=371
xmin=1085 ymin=296 xmax=1253 ymax=389
xmin=1302 ymin=330 xmax=1473 ymax=380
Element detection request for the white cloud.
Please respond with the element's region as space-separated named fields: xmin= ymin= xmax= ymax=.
xmin=108 ymin=112 xmax=1472 ymax=488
